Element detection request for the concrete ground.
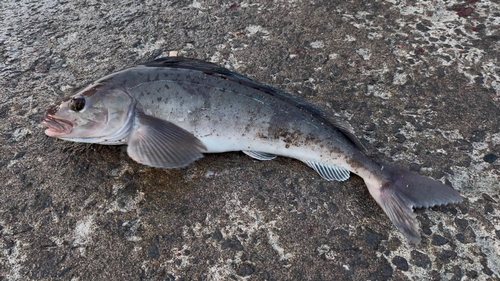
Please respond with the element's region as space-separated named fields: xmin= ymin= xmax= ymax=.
xmin=1 ymin=0 xmax=499 ymax=280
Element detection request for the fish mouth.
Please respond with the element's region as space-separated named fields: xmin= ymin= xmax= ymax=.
xmin=41 ymin=114 xmax=74 ymax=137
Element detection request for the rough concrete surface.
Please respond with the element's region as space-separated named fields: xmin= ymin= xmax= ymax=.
xmin=1 ymin=0 xmax=499 ymax=280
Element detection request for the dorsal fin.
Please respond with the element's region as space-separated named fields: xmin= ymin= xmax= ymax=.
xmin=142 ymin=57 xmax=366 ymax=152
xmin=325 ymin=116 xmax=367 ymax=152
xmin=142 ymin=57 xmax=237 ymax=77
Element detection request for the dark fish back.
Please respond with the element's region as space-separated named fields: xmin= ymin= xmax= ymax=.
xmin=142 ymin=57 xmax=365 ymax=151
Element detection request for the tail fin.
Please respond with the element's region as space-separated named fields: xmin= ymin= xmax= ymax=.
xmin=365 ymin=164 xmax=463 ymax=244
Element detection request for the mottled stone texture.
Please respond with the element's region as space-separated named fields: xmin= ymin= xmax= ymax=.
xmin=1 ymin=0 xmax=499 ymax=280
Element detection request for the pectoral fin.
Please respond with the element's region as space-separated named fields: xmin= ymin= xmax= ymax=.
xmin=127 ymin=113 xmax=206 ymax=168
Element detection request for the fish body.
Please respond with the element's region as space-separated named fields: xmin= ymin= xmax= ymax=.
xmin=42 ymin=57 xmax=462 ymax=243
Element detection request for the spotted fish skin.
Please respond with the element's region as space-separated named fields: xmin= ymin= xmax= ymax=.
xmin=41 ymin=57 xmax=462 ymax=243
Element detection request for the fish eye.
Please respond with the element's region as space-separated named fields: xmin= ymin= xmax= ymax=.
xmin=70 ymin=97 xmax=86 ymax=112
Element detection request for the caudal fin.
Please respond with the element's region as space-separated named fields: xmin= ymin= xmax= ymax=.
xmin=366 ymin=164 xmax=463 ymax=244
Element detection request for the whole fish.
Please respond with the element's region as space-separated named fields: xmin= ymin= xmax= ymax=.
xmin=41 ymin=57 xmax=462 ymax=243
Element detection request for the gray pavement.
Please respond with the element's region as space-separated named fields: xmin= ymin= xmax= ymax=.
xmin=1 ymin=0 xmax=499 ymax=280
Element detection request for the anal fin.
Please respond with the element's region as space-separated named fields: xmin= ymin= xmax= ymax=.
xmin=301 ymin=160 xmax=350 ymax=181
xmin=243 ymin=150 xmax=277 ymax=161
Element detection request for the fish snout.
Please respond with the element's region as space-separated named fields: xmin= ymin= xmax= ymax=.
xmin=41 ymin=107 xmax=74 ymax=137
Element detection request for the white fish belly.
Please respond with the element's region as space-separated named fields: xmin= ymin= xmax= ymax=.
xmin=199 ymin=135 xmax=354 ymax=173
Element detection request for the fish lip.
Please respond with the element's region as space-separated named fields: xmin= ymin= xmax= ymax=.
xmin=41 ymin=114 xmax=73 ymax=137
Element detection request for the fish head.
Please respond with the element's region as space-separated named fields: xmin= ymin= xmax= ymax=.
xmin=41 ymin=84 xmax=135 ymax=143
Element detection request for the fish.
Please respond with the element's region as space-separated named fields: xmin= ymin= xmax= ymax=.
xmin=41 ymin=57 xmax=462 ymax=243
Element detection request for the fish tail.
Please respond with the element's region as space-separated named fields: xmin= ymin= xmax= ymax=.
xmin=364 ymin=163 xmax=463 ymax=244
